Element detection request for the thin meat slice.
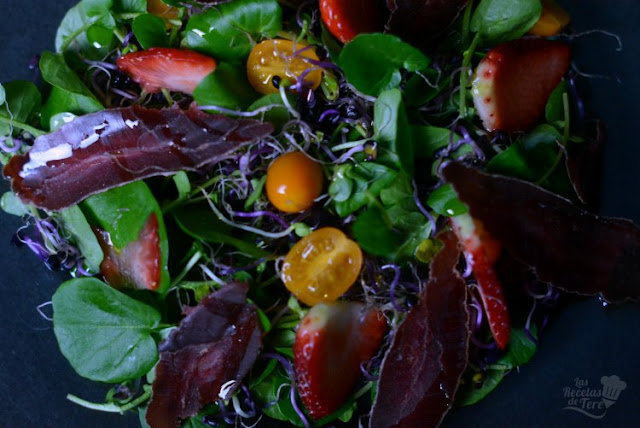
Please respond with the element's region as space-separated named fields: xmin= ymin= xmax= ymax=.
xmin=370 ymin=230 xmax=470 ymax=428
xmin=3 ymin=106 xmax=273 ymax=211
xmin=146 ymin=283 xmax=262 ymax=428
xmin=442 ymin=162 xmax=640 ymax=302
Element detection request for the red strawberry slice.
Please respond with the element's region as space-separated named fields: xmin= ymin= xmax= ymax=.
xmin=320 ymin=0 xmax=383 ymax=44
xmin=116 ymin=47 xmax=216 ymax=94
xmin=94 ymin=213 xmax=162 ymax=291
xmin=451 ymin=214 xmax=510 ymax=349
xmin=294 ymin=302 xmax=386 ymax=420
xmin=472 ymin=39 xmax=571 ymax=132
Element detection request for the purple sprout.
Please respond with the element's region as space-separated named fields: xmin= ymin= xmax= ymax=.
xmin=231 ymin=210 xmax=290 ymax=229
xmin=411 ymin=180 xmax=437 ymax=237
xmin=0 ymin=136 xmax=23 ymax=153
xmin=261 ymin=353 xmax=311 ymax=428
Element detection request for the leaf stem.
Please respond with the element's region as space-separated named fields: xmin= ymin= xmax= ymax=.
xmin=66 ymin=388 xmax=151 ymax=414
xmin=461 ymin=0 xmax=474 ymax=47
xmin=0 ymin=116 xmax=45 ymax=137
xmin=459 ymin=33 xmax=481 ymax=120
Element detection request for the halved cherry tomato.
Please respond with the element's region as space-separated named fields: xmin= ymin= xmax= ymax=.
xmin=246 ymin=39 xmax=323 ymax=95
xmin=281 ymin=227 xmax=363 ymax=306
xmin=266 ymin=151 xmax=324 ymax=213
xmin=320 ymin=0 xmax=383 ymax=44
xmin=529 ymin=0 xmax=570 ymax=36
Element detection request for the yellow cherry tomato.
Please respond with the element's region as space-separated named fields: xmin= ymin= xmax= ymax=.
xmin=246 ymin=39 xmax=323 ymax=95
xmin=266 ymin=151 xmax=324 ymax=213
xmin=281 ymin=227 xmax=363 ymax=306
xmin=147 ymin=0 xmax=181 ymax=20
xmin=529 ymin=0 xmax=570 ymax=37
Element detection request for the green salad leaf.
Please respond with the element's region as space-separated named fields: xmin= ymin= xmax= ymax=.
xmin=374 ymin=88 xmax=414 ymax=175
xmin=52 ymin=277 xmax=161 ymax=383
xmin=470 ymin=0 xmax=542 ymax=45
xmin=338 ymin=33 xmax=429 ymax=96
xmin=183 ymin=0 xmax=282 ymax=62
xmin=132 ymin=13 xmax=169 ymax=49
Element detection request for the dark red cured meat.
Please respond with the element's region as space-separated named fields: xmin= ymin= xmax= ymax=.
xmin=385 ymin=0 xmax=469 ymax=49
xmin=442 ymin=162 xmax=640 ymax=302
xmin=146 ymin=283 xmax=262 ymax=428
xmin=3 ymin=106 xmax=273 ymax=211
xmin=564 ymin=120 xmax=605 ymax=208
xmin=370 ymin=230 xmax=470 ymax=428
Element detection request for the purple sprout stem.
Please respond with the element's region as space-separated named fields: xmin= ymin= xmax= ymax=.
xmin=261 ymin=353 xmax=310 ymax=428
xmin=360 ymin=361 xmax=379 ymax=381
xmin=0 ymin=136 xmax=22 ymax=153
xmin=318 ymin=109 xmax=341 ymax=123
xmin=335 ymin=144 xmax=364 ymax=164
xmin=411 ymin=180 xmax=437 ymax=236
xmin=231 ymin=210 xmax=290 ymax=229
xmin=295 ymin=0 xmax=316 ymax=30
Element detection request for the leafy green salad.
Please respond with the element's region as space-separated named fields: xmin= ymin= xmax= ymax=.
xmin=2 ymin=0 xmax=638 ymax=427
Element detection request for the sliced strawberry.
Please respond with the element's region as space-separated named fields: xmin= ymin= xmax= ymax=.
xmin=94 ymin=213 xmax=162 ymax=291
xmin=451 ymin=214 xmax=510 ymax=349
xmin=320 ymin=0 xmax=383 ymax=44
xmin=471 ymin=39 xmax=571 ymax=132
xmin=293 ymin=302 xmax=386 ymax=419
xmin=116 ymin=47 xmax=216 ymax=94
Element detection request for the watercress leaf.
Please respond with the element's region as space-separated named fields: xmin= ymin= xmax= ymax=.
xmin=40 ymin=87 xmax=103 ymax=129
xmin=183 ymin=0 xmax=282 ymax=62
xmin=404 ymin=69 xmax=450 ymax=107
xmin=86 ymin=21 xmax=117 ymax=51
xmin=132 ymin=13 xmax=169 ymax=49
xmin=426 ymin=183 xmax=468 ymax=217
xmin=0 ymin=83 xmax=5 ymax=106
xmin=470 ymin=0 xmax=542 ymax=45
xmin=248 ymin=93 xmax=294 ymax=131
xmin=83 ymin=0 xmax=114 ymax=16
xmin=252 ymin=370 xmax=304 ymax=427
xmin=487 ymin=123 xmax=572 ymax=193
xmin=338 ymin=33 xmax=429 ymax=96
xmin=49 ymin=112 xmax=77 ymax=131
xmin=411 ymin=125 xmax=461 ymax=160
xmin=52 ymin=277 xmax=161 ymax=383
xmin=374 ymin=88 xmax=414 ymax=175
xmin=497 ymin=327 xmax=537 ymax=367
xmin=112 ymin=0 xmax=147 ymax=14
xmin=353 ymin=205 xmax=400 ymax=258
xmin=55 ymin=205 xmax=104 ymax=272
xmin=0 ymin=191 xmax=31 ymax=216
xmin=55 ymin=1 xmax=116 ymax=62
xmin=40 ymin=51 xmax=100 ymax=100
xmin=0 ymin=80 xmax=42 ymax=135
xmin=333 ymin=163 xmax=397 ymax=216
xmin=193 ymin=62 xmax=259 ymax=110
xmin=455 ymin=367 xmax=506 ymax=407
xmin=545 ymin=80 xmax=570 ymax=123
xmin=328 ymin=174 xmax=354 ymax=203
xmin=173 ymin=205 xmax=269 ymax=258
xmin=39 ymin=52 xmax=103 ymax=127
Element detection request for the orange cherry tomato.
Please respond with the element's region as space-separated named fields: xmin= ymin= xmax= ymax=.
xmin=246 ymin=39 xmax=323 ymax=95
xmin=529 ymin=0 xmax=570 ymax=37
xmin=266 ymin=151 xmax=324 ymax=213
xmin=320 ymin=0 xmax=383 ymax=44
xmin=281 ymin=227 xmax=363 ymax=306
xmin=147 ymin=0 xmax=181 ymax=20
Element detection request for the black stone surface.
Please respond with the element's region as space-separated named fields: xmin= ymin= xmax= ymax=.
xmin=0 ymin=1 xmax=638 ymax=427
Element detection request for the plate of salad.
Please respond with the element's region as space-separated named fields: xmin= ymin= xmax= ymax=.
xmin=1 ymin=0 xmax=639 ymax=427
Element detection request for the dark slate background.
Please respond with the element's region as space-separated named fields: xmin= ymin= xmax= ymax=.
xmin=0 ymin=1 xmax=638 ymax=427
